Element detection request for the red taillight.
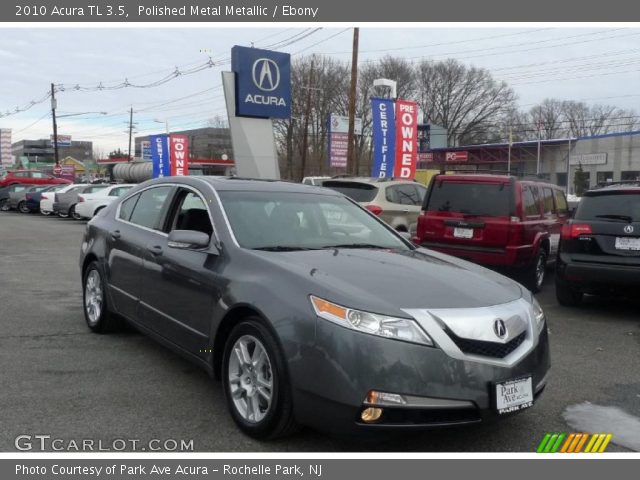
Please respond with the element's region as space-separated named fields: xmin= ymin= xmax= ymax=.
xmin=561 ymin=223 xmax=593 ymax=240
xmin=78 ymin=196 xmax=85 ymax=202
xmin=366 ymin=204 xmax=383 ymax=216
xmin=41 ymin=194 xmax=48 ymax=200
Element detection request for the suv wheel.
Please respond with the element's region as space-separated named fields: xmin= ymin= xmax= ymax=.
xmin=83 ymin=261 xmax=122 ymax=333
xmin=556 ymin=279 xmax=583 ymax=306
xmin=525 ymin=248 xmax=547 ymax=293
xmin=18 ymin=201 xmax=30 ymax=214
xmin=222 ymin=319 xmax=298 ymax=439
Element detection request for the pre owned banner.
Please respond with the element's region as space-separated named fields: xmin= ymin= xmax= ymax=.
xmin=150 ymin=134 xmax=170 ymax=178
xmin=169 ymin=135 xmax=189 ymax=176
xmin=393 ymin=99 xmax=418 ymax=179
xmin=371 ymin=97 xmax=396 ymax=178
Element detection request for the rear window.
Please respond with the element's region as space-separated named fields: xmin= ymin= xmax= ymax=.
xmin=576 ymin=191 xmax=640 ymax=222
xmin=323 ymin=181 xmax=378 ymax=202
xmin=425 ymin=181 xmax=513 ymax=216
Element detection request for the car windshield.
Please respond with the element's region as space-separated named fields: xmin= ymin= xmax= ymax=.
xmin=323 ymin=181 xmax=379 ymax=202
xmin=426 ymin=181 xmax=513 ymax=216
xmin=576 ymin=191 xmax=640 ymax=222
xmin=218 ymin=191 xmax=409 ymax=251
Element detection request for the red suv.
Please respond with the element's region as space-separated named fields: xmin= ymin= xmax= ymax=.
xmin=414 ymin=174 xmax=570 ymax=291
xmin=0 ymin=170 xmax=71 ymax=188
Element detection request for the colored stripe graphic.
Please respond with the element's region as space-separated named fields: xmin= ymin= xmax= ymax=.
xmin=537 ymin=433 xmax=612 ymax=453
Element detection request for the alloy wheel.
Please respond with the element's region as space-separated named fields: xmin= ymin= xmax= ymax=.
xmin=84 ymin=269 xmax=103 ymax=326
xmin=227 ymin=335 xmax=274 ymax=423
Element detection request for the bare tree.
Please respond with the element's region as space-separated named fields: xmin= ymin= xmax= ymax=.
xmin=415 ymin=59 xmax=517 ymax=146
xmin=530 ymin=99 xmax=565 ymax=140
xmin=207 ymin=114 xmax=228 ymax=129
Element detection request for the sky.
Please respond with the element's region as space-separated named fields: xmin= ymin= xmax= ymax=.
xmin=1 ymin=26 xmax=640 ymax=155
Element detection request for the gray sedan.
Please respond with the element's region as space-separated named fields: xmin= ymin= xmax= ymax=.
xmin=79 ymin=176 xmax=550 ymax=439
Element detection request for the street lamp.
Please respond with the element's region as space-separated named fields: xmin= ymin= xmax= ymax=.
xmin=373 ymin=78 xmax=397 ymax=99
xmin=153 ymin=118 xmax=170 ymax=135
xmin=57 ymin=111 xmax=108 ymax=118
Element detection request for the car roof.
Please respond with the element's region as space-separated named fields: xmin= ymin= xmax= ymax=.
xmin=323 ymin=177 xmax=420 ymax=186
xmin=586 ymin=184 xmax=640 ymax=195
xmin=434 ymin=173 xmax=561 ymax=189
xmin=141 ymin=176 xmax=345 ymax=196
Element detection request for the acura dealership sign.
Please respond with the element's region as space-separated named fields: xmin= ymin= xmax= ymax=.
xmin=231 ymin=46 xmax=291 ymax=119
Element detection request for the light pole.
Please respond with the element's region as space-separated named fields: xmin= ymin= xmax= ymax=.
xmin=153 ymin=118 xmax=170 ymax=135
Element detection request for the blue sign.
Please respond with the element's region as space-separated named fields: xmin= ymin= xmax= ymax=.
xmin=150 ymin=135 xmax=170 ymax=178
xmin=142 ymin=141 xmax=152 ymax=161
xmin=231 ymin=46 xmax=291 ymax=119
xmin=371 ymin=97 xmax=396 ymax=178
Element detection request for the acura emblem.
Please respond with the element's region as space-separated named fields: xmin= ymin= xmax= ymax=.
xmin=252 ymin=58 xmax=280 ymax=92
xmin=493 ymin=319 xmax=508 ymax=339
xmin=624 ymin=225 xmax=634 ymax=234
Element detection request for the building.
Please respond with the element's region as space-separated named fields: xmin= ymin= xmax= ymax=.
xmin=11 ymin=138 xmax=93 ymax=165
xmin=421 ymin=130 xmax=640 ymax=193
xmin=135 ymin=127 xmax=232 ymax=161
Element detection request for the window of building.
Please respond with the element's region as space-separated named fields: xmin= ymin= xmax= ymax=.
xmin=621 ymin=171 xmax=640 ymax=182
xmin=596 ymin=171 xmax=614 ymax=185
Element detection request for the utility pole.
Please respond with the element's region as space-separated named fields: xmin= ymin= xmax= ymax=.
xmin=507 ymin=127 xmax=512 ymax=175
xmin=51 ymin=83 xmax=59 ymax=166
xmin=127 ymin=106 xmax=134 ymax=161
xmin=300 ymin=58 xmax=314 ymax=181
xmin=347 ymin=27 xmax=359 ymax=176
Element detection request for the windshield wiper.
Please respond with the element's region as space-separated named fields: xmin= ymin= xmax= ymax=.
xmin=252 ymin=246 xmax=319 ymax=252
xmin=322 ymin=243 xmax=391 ymax=249
xmin=594 ymin=214 xmax=634 ymax=223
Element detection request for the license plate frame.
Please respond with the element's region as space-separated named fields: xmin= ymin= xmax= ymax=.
xmin=493 ymin=376 xmax=534 ymax=415
xmin=453 ymin=227 xmax=474 ymax=239
xmin=615 ymin=237 xmax=640 ymax=251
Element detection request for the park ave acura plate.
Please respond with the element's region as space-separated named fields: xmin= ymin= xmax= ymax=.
xmin=495 ymin=376 xmax=533 ymax=415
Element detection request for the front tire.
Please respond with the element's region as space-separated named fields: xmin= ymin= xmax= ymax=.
xmin=222 ymin=319 xmax=298 ymax=439
xmin=18 ymin=201 xmax=30 ymax=214
xmin=556 ymin=279 xmax=583 ymax=306
xmin=0 ymin=199 xmax=9 ymax=212
xmin=83 ymin=261 xmax=122 ymax=333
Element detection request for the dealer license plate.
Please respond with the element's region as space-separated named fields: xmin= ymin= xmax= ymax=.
xmin=495 ymin=376 xmax=533 ymax=415
xmin=615 ymin=237 xmax=640 ymax=251
xmin=453 ymin=227 xmax=474 ymax=239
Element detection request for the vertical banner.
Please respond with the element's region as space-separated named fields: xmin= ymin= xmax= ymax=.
xmin=393 ymin=99 xmax=419 ymax=179
xmin=371 ymin=97 xmax=396 ymax=178
xmin=0 ymin=128 xmax=12 ymax=167
xmin=169 ymin=135 xmax=189 ymax=177
xmin=150 ymin=134 xmax=170 ymax=178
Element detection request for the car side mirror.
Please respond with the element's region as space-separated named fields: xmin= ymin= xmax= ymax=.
xmin=168 ymin=230 xmax=211 ymax=250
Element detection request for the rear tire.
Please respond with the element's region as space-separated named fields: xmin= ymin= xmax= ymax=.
xmin=0 ymin=199 xmax=9 ymax=212
xmin=556 ymin=279 xmax=583 ymax=306
xmin=70 ymin=205 xmax=81 ymax=220
xmin=83 ymin=261 xmax=123 ymax=333
xmin=524 ymin=248 xmax=547 ymax=293
xmin=18 ymin=201 xmax=30 ymax=214
xmin=222 ymin=318 xmax=298 ymax=439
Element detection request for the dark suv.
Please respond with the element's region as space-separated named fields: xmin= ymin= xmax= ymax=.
xmin=556 ymin=183 xmax=640 ymax=305
xmin=414 ymin=174 xmax=570 ymax=291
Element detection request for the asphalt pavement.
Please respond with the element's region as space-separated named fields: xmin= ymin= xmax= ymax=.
xmin=0 ymin=212 xmax=638 ymax=452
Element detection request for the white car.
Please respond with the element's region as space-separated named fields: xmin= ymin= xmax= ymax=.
xmin=40 ymin=184 xmax=87 ymax=216
xmin=302 ymin=176 xmax=330 ymax=186
xmin=75 ymin=184 xmax=135 ymax=219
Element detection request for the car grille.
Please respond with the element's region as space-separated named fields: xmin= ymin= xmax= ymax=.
xmin=447 ymin=330 xmax=526 ymax=358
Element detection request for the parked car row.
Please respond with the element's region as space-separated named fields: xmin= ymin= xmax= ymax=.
xmin=0 ymin=181 xmax=135 ymax=220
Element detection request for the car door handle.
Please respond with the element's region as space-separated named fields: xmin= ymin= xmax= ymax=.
xmin=147 ymin=245 xmax=163 ymax=256
xmin=110 ymin=230 xmax=121 ymax=240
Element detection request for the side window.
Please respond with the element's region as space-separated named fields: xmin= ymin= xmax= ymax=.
xmin=389 ymin=184 xmax=422 ymax=206
xmin=128 ymin=186 xmax=172 ymax=230
xmin=554 ymin=189 xmax=569 ymax=214
xmin=542 ymin=187 xmax=555 ymax=215
xmin=168 ymin=189 xmax=213 ymax=236
xmin=385 ymin=186 xmax=398 ymax=203
xmin=118 ymin=194 xmax=140 ymax=221
xmin=523 ymin=186 xmax=540 ymax=217
xmin=109 ymin=187 xmax=131 ymax=197
xmin=14 ymin=172 xmax=29 ymax=178
xmin=415 ymin=185 xmax=427 ymax=204
xmin=31 ymin=172 xmax=45 ymax=178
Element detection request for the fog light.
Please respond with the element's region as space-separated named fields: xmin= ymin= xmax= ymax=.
xmin=361 ymin=407 xmax=383 ymax=423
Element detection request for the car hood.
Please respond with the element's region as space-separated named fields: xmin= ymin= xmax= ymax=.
xmin=253 ymin=247 xmax=524 ymax=316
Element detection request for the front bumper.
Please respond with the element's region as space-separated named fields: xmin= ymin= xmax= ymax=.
xmin=292 ymin=308 xmax=550 ymax=433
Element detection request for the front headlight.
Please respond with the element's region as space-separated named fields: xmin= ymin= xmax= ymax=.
xmin=310 ymin=295 xmax=433 ymax=346
xmin=532 ymin=297 xmax=546 ymax=333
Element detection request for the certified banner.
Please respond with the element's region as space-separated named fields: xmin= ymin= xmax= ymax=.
xmin=150 ymin=134 xmax=170 ymax=178
xmin=393 ymin=99 xmax=418 ymax=179
xmin=371 ymin=97 xmax=396 ymax=178
xmin=169 ymin=135 xmax=189 ymax=176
